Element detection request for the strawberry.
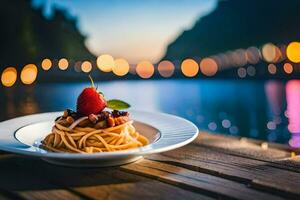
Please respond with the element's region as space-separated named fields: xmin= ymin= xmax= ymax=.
xmin=76 ymin=75 xmax=130 ymax=115
xmin=76 ymin=87 xmax=107 ymax=116
xmin=77 ymin=76 xmax=107 ymax=115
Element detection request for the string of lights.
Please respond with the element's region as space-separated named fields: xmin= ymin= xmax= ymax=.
xmin=1 ymin=41 xmax=300 ymax=87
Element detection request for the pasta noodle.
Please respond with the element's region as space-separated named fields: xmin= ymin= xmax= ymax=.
xmin=41 ymin=120 xmax=149 ymax=153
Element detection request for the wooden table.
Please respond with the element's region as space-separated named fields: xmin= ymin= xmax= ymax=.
xmin=0 ymin=131 xmax=299 ymax=200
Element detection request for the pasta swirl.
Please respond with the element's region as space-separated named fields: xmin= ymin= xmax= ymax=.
xmin=42 ymin=120 xmax=149 ymax=153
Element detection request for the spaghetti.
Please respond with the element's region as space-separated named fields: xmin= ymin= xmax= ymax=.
xmin=41 ymin=111 xmax=149 ymax=153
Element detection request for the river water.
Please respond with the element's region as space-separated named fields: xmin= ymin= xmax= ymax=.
xmin=1 ymin=79 xmax=299 ymax=144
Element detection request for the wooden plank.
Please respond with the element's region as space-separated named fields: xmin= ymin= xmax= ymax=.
xmin=196 ymin=132 xmax=291 ymax=161
xmin=195 ymin=132 xmax=300 ymax=171
xmin=0 ymin=155 xmax=88 ymax=199
xmin=0 ymin=157 xmax=63 ymax=191
xmin=0 ymin=155 xmax=208 ymax=200
xmin=37 ymin=161 xmax=209 ymax=200
xmin=0 ymin=131 xmax=298 ymax=199
xmin=145 ymin=143 xmax=300 ymax=199
xmin=233 ymin=136 xmax=291 ymax=151
xmin=73 ymin=181 xmax=212 ymax=200
xmin=122 ymin=159 xmax=284 ymax=200
xmin=273 ymin=154 xmax=300 ymax=173
xmin=17 ymin=190 xmax=83 ymax=200
xmin=33 ymin=161 xmax=208 ymax=200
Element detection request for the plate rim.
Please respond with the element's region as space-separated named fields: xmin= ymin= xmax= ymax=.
xmin=0 ymin=110 xmax=199 ymax=159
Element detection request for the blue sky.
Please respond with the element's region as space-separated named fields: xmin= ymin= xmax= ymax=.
xmin=32 ymin=0 xmax=217 ymax=63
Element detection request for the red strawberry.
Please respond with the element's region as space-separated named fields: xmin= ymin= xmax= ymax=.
xmin=76 ymin=87 xmax=106 ymax=116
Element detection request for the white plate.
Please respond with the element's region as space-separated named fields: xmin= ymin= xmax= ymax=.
xmin=0 ymin=110 xmax=198 ymax=167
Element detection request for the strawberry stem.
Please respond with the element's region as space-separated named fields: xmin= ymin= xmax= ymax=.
xmin=88 ymin=74 xmax=95 ymax=88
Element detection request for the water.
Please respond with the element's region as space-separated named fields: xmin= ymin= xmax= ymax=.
xmin=1 ymin=79 xmax=298 ymax=144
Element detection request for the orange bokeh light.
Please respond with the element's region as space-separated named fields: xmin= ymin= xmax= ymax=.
xmin=283 ymin=63 xmax=293 ymax=74
xmin=97 ymin=54 xmax=114 ymax=72
xmin=20 ymin=64 xmax=38 ymax=84
xmin=262 ymin=43 xmax=281 ymax=63
xmin=113 ymin=58 xmax=130 ymax=76
xmin=199 ymin=58 xmax=218 ymax=76
xmin=181 ymin=59 xmax=199 ymax=77
xmin=58 ymin=58 xmax=69 ymax=70
xmin=286 ymin=42 xmax=300 ymax=63
xmin=1 ymin=67 xmax=17 ymax=87
xmin=41 ymin=58 xmax=52 ymax=70
xmin=81 ymin=61 xmax=92 ymax=73
xmin=157 ymin=60 xmax=175 ymax=78
xmin=136 ymin=61 xmax=154 ymax=79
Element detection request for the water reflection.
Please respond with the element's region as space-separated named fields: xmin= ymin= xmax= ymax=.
xmin=286 ymin=80 xmax=300 ymax=148
xmin=1 ymin=86 xmax=39 ymax=118
xmin=0 ymin=79 xmax=297 ymax=144
xmin=264 ymin=81 xmax=286 ymax=142
xmin=18 ymin=96 xmax=39 ymax=115
xmin=4 ymin=88 xmax=17 ymax=119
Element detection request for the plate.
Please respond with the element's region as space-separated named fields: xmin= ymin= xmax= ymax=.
xmin=0 ymin=110 xmax=198 ymax=167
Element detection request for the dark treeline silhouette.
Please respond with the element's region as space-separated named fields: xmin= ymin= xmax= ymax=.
xmin=0 ymin=0 xmax=94 ymax=69
xmin=162 ymin=0 xmax=300 ymax=61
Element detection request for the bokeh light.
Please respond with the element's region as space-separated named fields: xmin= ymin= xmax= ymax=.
xmin=279 ymin=45 xmax=287 ymax=61
xmin=233 ymin=49 xmax=247 ymax=66
xmin=224 ymin=51 xmax=235 ymax=67
xmin=286 ymin=42 xmax=300 ymax=63
xmin=113 ymin=58 xmax=130 ymax=76
xmin=58 ymin=58 xmax=69 ymax=70
xmin=267 ymin=121 xmax=276 ymax=130
xmin=268 ymin=63 xmax=277 ymax=74
xmin=199 ymin=58 xmax=218 ymax=76
xmin=1 ymin=67 xmax=17 ymax=87
xmin=262 ymin=43 xmax=281 ymax=63
xmin=81 ymin=61 xmax=92 ymax=73
xmin=41 ymin=58 xmax=52 ymax=70
xmin=283 ymin=63 xmax=293 ymax=74
xmin=246 ymin=46 xmax=261 ymax=64
xmin=97 ymin=54 xmax=114 ymax=72
xmin=181 ymin=59 xmax=199 ymax=77
xmin=229 ymin=126 xmax=239 ymax=135
xmin=226 ymin=50 xmax=247 ymax=67
xmin=246 ymin=66 xmax=256 ymax=76
xmin=136 ymin=60 xmax=154 ymax=79
xmin=208 ymin=122 xmax=217 ymax=131
xmin=222 ymin=119 xmax=231 ymax=128
xmin=216 ymin=53 xmax=230 ymax=68
xmin=157 ymin=60 xmax=175 ymax=78
xmin=237 ymin=67 xmax=246 ymax=78
xmin=20 ymin=64 xmax=38 ymax=85
xmin=74 ymin=61 xmax=82 ymax=72
xmin=210 ymin=56 xmax=222 ymax=68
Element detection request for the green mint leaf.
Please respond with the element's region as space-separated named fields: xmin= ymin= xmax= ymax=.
xmin=107 ymin=99 xmax=130 ymax=110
